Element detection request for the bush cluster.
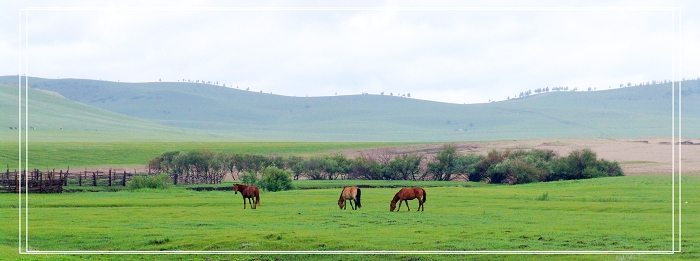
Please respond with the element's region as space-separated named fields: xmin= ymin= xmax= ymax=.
xmin=149 ymin=145 xmax=623 ymax=186
xmin=127 ymin=173 xmax=171 ymax=190
xmin=470 ymin=148 xmax=623 ymax=184
xmin=259 ymin=166 xmax=294 ymax=192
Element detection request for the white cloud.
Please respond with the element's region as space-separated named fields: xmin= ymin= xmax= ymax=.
xmin=2 ymin=0 xmax=698 ymax=104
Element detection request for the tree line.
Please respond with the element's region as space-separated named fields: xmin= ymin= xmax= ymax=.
xmin=148 ymin=145 xmax=623 ymax=186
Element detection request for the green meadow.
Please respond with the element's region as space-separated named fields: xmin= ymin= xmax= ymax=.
xmin=0 ymin=142 xmax=415 ymax=170
xmin=1 ymin=77 xmax=697 ymax=261
xmin=1 ymin=175 xmax=695 ymax=261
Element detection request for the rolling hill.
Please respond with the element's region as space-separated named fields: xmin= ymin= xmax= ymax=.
xmin=0 ymin=82 xmax=250 ymax=142
xmin=1 ymin=76 xmax=698 ymax=141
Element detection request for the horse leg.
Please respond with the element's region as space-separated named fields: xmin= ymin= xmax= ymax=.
xmin=397 ymin=200 xmax=402 ymax=212
xmin=349 ymin=199 xmax=355 ymax=210
xmin=418 ymin=200 xmax=423 ymax=212
xmin=252 ymin=197 xmax=256 ymax=209
xmin=405 ymin=200 xmax=411 ymax=211
xmin=242 ymin=197 xmax=246 ymax=209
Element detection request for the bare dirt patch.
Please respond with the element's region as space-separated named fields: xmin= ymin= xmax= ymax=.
xmin=341 ymin=137 xmax=700 ymax=175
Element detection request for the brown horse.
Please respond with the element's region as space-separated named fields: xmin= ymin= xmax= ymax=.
xmin=390 ymin=187 xmax=426 ymax=212
xmin=338 ymin=186 xmax=362 ymax=210
xmin=233 ymin=184 xmax=260 ymax=209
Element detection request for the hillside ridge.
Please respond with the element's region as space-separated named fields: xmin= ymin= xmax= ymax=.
xmin=1 ymin=76 xmax=698 ymax=141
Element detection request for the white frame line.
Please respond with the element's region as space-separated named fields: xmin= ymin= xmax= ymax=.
xmin=671 ymin=8 xmax=675 ymax=253
xmin=24 ymin=8 xmax=30 ymax=254
xmin=17 ymin=8 xmax=23 ymax=255
xmin=16 ymin=6 xmax=683 ymax=255
xmin=678 ymin=8 xmax=683 ymax=252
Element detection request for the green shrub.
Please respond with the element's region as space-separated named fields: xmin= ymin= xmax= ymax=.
xmin=259 ymin=166 xmax=293 ymax=192
xmin=548 ymin=149 xmax=623 ymax=181
xmin=127 ymin=173 xmax=171 ymax=190
xmin=596 ymin=159 xmax=624 ymax=177
xmin=348 ymin=156 xmax=382 ymax=180
xmin=483 ymin=151 xmax=546 ymax=184
xmin=427 ymin=144 xmax=458 ymax=181
xmin=240 ymin=170 xmax=260 ymax=186
xmin=455 ymin=154 xmax=483 ymax=182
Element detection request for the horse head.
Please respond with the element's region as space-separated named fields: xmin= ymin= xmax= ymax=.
xmin=390 ymin=201 xmax=397 ymax=212
xmin=338 ymin=199 xmax=346 ymax=209
xmin=233 ymin=184 xmax=240 ymax=194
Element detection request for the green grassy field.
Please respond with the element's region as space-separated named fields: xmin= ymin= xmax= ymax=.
xmin=0 ymin=175 xmax=695 ymax=261
xmin=0 ymin=142 xmax=415 ymax=170
xmin=0 ymin=83 xmax=212 ymax=143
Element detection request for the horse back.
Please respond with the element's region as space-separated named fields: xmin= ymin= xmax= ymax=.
xmin=397 ymin=188 xmax=418 ymax=200
xmin=243 ymin=186 xmax=259 ymax=197
xmin=341 ymin=186 xmax=358 ymax=199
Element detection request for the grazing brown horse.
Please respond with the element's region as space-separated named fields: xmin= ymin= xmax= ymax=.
xmin=233 ymin=184 xmax=260 ymax=209
xmin=390 ymin=187 xmax=426 ymax=212
xmin=338 ymin=186 xmax=362 ymax=210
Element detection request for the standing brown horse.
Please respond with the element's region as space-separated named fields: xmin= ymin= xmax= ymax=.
xmin=390 ymin=187 xmax=426 ymax=212
xmin=233 ymin=184 xmax=260 ymax=209
xmin=338 ymin=186 xmax=362 ymax=210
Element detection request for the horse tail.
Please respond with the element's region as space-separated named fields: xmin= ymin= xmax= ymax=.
xmin=422 ymin=189 xmax=426 ymax=203
xmin=355 ymin=188 xmax=362 ymax=208
xmin=256 ymin=192 xmax=261 ymax=206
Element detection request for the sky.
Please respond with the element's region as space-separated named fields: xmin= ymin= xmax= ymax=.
xmin=1 ymin=0 xmax=698 ymax=104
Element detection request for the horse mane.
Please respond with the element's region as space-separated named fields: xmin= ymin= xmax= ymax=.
xmin=391 ymin=192 xmax=401 ymax=204
xmin=338 ymin=188 xmax=345 ymax=202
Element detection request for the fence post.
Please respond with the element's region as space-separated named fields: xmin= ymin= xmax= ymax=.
xmin=38 ymin=169 xmax=42 ymax=193
xmin=92 ymin=172 xmax=97 ymax=186
xmin=108 ymin=169 xmax=112 ymax=186
xmin=122 ymin=171 xmax=126 ymax=186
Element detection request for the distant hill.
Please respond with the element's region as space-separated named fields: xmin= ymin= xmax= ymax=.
xmin=0 ymin=83 xmax=249 ymax=142
xmin=1 ymin=76 xmax=698 ymax=141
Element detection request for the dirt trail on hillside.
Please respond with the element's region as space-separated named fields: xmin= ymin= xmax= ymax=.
xmin=342 ymin=137 xmax=700 ymax=175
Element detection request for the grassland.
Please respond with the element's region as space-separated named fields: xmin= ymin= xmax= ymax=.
xmin=1 ymin=76 xmax=697 ymax=261
xmin=2 ymin=77 xmax=699 ymax=142
xmin=0 ymin=142 xmax=415 ymax=170
xmin=0 ymin=175 xmax=695 ymax=261
xmin=0 ymin=83 xmax=230 ymax=143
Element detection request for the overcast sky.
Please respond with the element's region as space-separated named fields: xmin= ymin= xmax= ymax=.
xmin=1 ymin=0 xmax=698 ymax=104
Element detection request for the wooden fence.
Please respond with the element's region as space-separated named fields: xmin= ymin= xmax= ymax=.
xmin=1 ymin=169 xmax=138 ymax=193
